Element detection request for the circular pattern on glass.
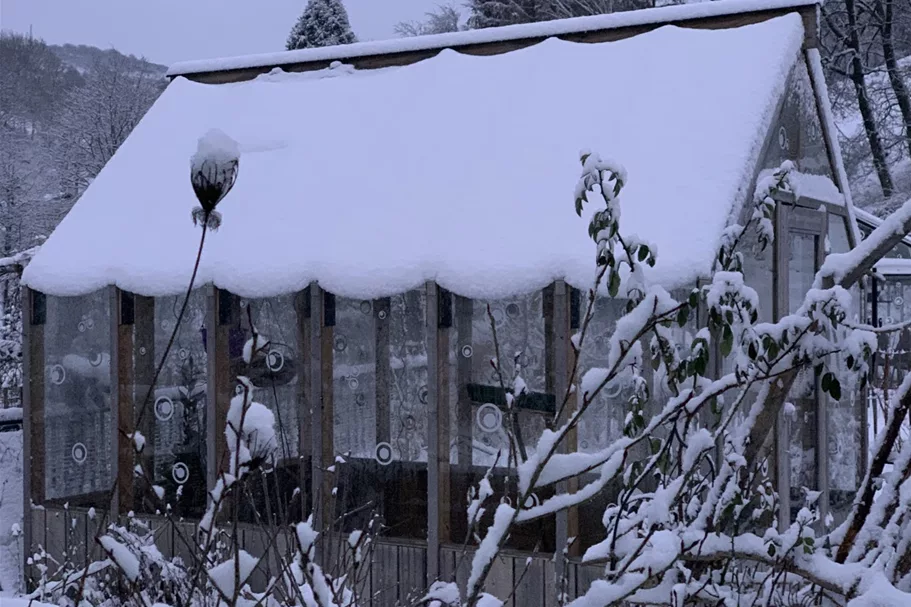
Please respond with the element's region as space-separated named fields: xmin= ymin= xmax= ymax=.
xmin=71 ymin=443 xmax=88 ymax=464
xmin=506 ymin=303 xmax=521 ymax=318
xmin=154 ymin=396 xmax=175 ymax=422
xmin=500 ymin=496 xmax=513 ymax=506
xmin=476 ymin=404 xmax=503 ymax=433
xmin=235 ymin=384 xmax=246 ymax=396
xmin=50 ymin=364 xmax=66 ymax=385
xmin=419 ymin=385 xmax=429 ymax=404
xmin=374 ymin=442 xmax=394 ymax=466
xmin=896 ymin=296 xmax=904 ymax=307
xmin=403 ymin=415 xmax=416 ymax=431
xmin=178 ymin=348 xmax=189 ymax=361
xmin=377 ymin=310 xmax=387 ymax=320
xmin=267 ymin=350 xmax=285 ymax=372
xmin=491 ymin=308 xmax=505 ymax=326
xmin=334 ymin=335 xmax=348 ymax=352
xmin=580 ymin=440 xmax=590 ymax=450
xmin=347 ymin=376 xmax=360 ymax=391
xmin=461 ymin=345 xmax=473 ymax=359
xmin=139 ymin=346 xmax=147 ymax=356
xmin=239 ymin=299 xmax=247 ymax=309
xmin=605 ymin=381 xmax=622 ymax=399
xmin=78 ymin=321 xmax=87 ymax=333
xmin=778 ymin=126 xmax=789 ymax=151
xmin=360 ymin=301 xmax=372 ymax=315
xmin=356 ymin=393 xmax=366 ymax=407
xmin=522 ymin=493 xmax=540 ymax=510
xmin=89 ymin=352 xmax=104 ymax=367
xmin=172 ymin=462 xmax=189 ymax=484
xmin=86 ymin=317 xmax=95 ymax=330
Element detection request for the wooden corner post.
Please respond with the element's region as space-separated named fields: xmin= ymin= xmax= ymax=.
xmin=22 ymin=286 xmax=46 ymax=588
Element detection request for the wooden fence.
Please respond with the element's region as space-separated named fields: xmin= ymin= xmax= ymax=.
xmin=32 ymin=505 xmax=603 ymax=606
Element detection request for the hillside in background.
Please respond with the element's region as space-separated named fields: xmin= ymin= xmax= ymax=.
xmin=50 ymin=43 xmax=167 ymax=76
xmin=0 ymin=32 xmax=166 ymax=256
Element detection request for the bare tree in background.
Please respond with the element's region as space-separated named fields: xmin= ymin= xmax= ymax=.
xmin=0 ymin=32 xmax=81 ymax=131
xmin=823 ymin=0 xmax=896 ymax=198
xmin=395 ymin=5 xmax=463 ymax=36
xmin=53 ymin=53 xmax=164 ymax=196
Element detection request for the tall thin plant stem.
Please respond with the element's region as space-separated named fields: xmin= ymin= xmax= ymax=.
xmin=135 ymin=222 xmax=209 ymax=439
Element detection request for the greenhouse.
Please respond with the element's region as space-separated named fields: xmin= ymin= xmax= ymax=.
xmin=17 ymin=0 xmax=884 ymax=601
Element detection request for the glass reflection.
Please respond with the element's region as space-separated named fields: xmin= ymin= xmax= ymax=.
xmin=44 ymin=292 xmax=112 ymax=503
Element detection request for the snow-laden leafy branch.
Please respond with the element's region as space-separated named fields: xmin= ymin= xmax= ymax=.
xmin=453 ymin=153 xmax=911 ymax=607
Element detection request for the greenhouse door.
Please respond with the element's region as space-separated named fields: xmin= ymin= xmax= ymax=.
xmin=777 ymin=206 xmax=827 ymax=528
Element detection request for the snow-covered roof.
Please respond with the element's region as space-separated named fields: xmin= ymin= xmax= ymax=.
xmin=168 ymin=0 xmax=816 ymax=78
xmin=23 ymin=15 xmax=805 ymax=300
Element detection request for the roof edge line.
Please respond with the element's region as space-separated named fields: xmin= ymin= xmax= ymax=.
xmin=168 ymin=0 xmax=819 ymax=78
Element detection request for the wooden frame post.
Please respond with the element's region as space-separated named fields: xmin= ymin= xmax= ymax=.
xmin=307 ymin=285 xmax=330 ymax=538
xmin=295 ymin=288 xmax=313 ymax=518
xmin=22 ymin=286 xmax=45 ymax=587
xmin=112 ymin=288 xmax=135 ymax=515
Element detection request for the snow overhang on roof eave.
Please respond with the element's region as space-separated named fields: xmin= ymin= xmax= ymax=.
xmin=167 ymin=0 xmax=820 ymax=84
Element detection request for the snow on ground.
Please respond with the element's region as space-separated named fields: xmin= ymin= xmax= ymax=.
xmin=0 ymin=428 xmax=23 ymax=595
xmin=24 ymin=15 xmax=804 ymax=301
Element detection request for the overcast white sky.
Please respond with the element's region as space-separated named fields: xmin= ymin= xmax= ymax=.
xmin=0 ymin=0 xmax=433 ymax=65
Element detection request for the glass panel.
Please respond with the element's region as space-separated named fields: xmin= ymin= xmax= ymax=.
xmin=232 ymin=294 xmax=307 ymax=522
xmin=793 ymin=63 xmax=832 ymax=179
xmin=236 ymin=296 xmax=301 ymax=462
xmin=332 ymin=293 xmax=428 ymax=539
xmin=740 ymin=226 xmax=775 ymax=324
xmin=828 ymin=215 xmax=851 ymax=255
xmin=827 ymin=388 xmax=862 ymax=523
xmin=44 ymin=292 xmax=112 ymax=504
xmin=135 ymin=292 xmax=208 ymax=517
xmin=761 ymin=63 xmax=833 ymax=179
xmin=869 ymin=277 xmax=911 ymax=454
xmin=445 ymin=290 xmax=554 ymax=552
xmin=576 ymin=298 xmax=627 ymax=455
xmin=787 ymin=232 xmax=818 ymax=517
xmin=574 ymin=296 xmax=629 ymax=554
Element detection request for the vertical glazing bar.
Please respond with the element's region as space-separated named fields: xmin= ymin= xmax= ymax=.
xmin=426 ymin=281 xmax=440 ymax=584
xmin=816 ymin=213 xmax=830 ymax=526
xmin=552 ymin=281 xmax=572 ymax=586
xmin=206 ymin=285 xmax=218 ymax=491
xmin=309 ymin=284 xmax=324 ymax=535
xmin=376 ymin=297 xmax=392 ymax=445
xmin=134 ymin=296 xmax=155 ymax=508
xmin=296 ymin=289 xmax=312 ymax=517
xmin=774 ymin=203 xmax=791 ymax=530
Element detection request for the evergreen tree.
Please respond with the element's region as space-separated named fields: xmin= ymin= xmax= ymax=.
xmin=286 ymin=0 xmax=357 ymax=50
